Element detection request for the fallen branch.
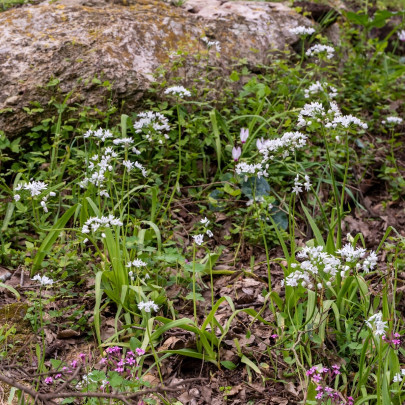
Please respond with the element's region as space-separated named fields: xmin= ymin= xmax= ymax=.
xmin=0 ymin=372 xmax=204 ymax=404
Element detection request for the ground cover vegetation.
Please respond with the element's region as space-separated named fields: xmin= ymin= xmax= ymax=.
xmin=0 ymin=2 xmax=405 ymax=404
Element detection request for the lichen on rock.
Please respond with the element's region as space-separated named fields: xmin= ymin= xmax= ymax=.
xmin=0 ymin=0 xmax=312 ymax=138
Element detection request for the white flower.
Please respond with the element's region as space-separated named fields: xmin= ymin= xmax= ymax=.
xmin=336 ymin=243 xmax=366 ymax=262
xmin=201 ymin=37 xmax=221 ymax=52
xmin=398 ymin=30 xmax=405 ymax=42
xmin=304 ymin=81 xmax=337 ymax=99
xmin=81 ymin=215 xmax=123 ymax=234
xmin=206 ymin=229 xmax=213 ymax=238
xmin=366 ymin=312 xmax=388 ymax=336
xmin=113 ymin=137 xmax=134 ymax=147
xmin=240 ymin=128 xmax=249 ymax=143
xmin=258 ymin=132 xmax=307 ymax=162
xmin=235 ymin=162 xmax=267 ymax=178
xmin=32 ymin=274 xmax=54 ymax=286
xmin=132 ymin=147 xmax=141 ymax=155
xmin=193 ymin=234 xmax=204 ymax=246
xmin=14 ymin=194 xmax=21 ymax=202
xmin=133 ymin=111 xmax=171 ymax=143
xmin=164 ymin=86 xmax=191 ymax=98
xmin=126 ymin=259 xmax=147 ymax=268
xmin=232 ymin=146 xmax=241 ymax=162
xmin=200 ymin=217 xmax=210 ymax=226
xmin=138 ymin=300 xmax=159 ymax=313
xmin=18 ymin=181 xmax=48 ymax=197
xmin=289 ymin=26 xmax=315 ymax=36
xmin=83 ymin=128 xmax=113 ymax=142
xmin=384 ymin=116 xmax=403 ymax=125
xmin=306 ymin=44 xmax=335 ymax=60
xmin=123 ymin=160 xmax=135 ymax=171
xmin=99 ymin=190 xmax=110 ymax=198
xmin=40 ymin=200 xmax=48 ymax=213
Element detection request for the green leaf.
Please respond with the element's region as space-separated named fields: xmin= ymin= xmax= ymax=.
xmin=32 ymin=204 xmax=79 ymax=274
xmin=230 ymin=71 xmax=240 ymax=82
xmin=241 ymin=355 xmax=261 ymax=375
xmin=221 ymin=360 xmax=238 ymax=370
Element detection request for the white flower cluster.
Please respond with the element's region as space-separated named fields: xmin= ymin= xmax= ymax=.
xmin=304 ymin=81 xmax=337 ymax=99
xmin=258 ymin=131 xmax=307 ymax=162
xmin=337 ymin=244 xmax=377 ymax=273
xmin=122 ymin=160 xmax=148 ymax=177
xmin=235 ymin=162 xmax=268 ymax=179
xmin=284 ymin=243 xmax=378 ymax=290
xmin=133 ymin=111 xmax=171 ymax=144
xmin=298 ymin=101 xmax=368 ymax=130
xmin=14 ymin=181 xmax=47 ymax=198
xmin=84 ymin=128 xmax=113 ymax=143
xmin=138 ymin=300 xmax=159 ymax=313
xmin=81 ymin=215 xmax=123 ymax=234
xmin=297 ymin=102 xmax=325 ymax=127
xmin=366 ymin=312 xmax=388 ymax=336
xmin=285 ymin=246 xmax=341 ymax=289
xmin=289 ymin=26 xmax=315 ymax=36
xmin=126 ymin=259 xmax=147 ymax=268
xmin=164 ymin=86 xmax=191 ymax=98
xmin=326 ymin=113 xmax=368 ymax=130
xmin=306 ymin=44 xmax=335 ymax=60
xmin=201 ymin=36 xmax=221 ymax=52
xmin=292 ymin=174 xmax=311 ymax=194
xmin=126 ymin=259 xmax=147 ymax=281
xmin=393 ymin=369 xmax=405 ymax=383
xmin=79 ymin=147 xmax=117 ymax=189
xmin=193 ymin=217 xmax=214 ymax=245
xmin=32 ymin=274 xmax=54 ymax=286
xmin=113 ymin=137 xmax=134 ymax=148
xmin=382 ymin=116 xmax=403 ymax=125
xmin=14 ymin=182 xmax=56 ymax=213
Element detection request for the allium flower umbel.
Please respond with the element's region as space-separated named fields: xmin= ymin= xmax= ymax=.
xmin=133 ymin=111 xmax=170 ymax=143
xmin=382 ymin=116 xmax=403 ymax=125
xmin=138 ymin=300 xmax=159 ymax=313
xmin=193 ymin=234 xmax=204 ymax=246
xmin=164 ymin=86 xmax=191 ymax=98
xmin=32 ymin=274 xmax=54 ymax=286
xmin=366 ymin=312 xmax=388 ymax=336
xmin=201 ymin=36 xmax=221 ymax=52
xmin=305 ymin=44 xmax=335 ymax=60
xmin=81 ymin=215 xmax=123 ymax=235
xmin=289 ymin=26 xmax=315 ymax=36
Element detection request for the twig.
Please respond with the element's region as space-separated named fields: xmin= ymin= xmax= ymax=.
xmin=0 ymin=372 xmax=204 ymax=404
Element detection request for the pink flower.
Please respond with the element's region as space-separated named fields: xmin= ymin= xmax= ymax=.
xmin=100 ymin=357 xmax=107 ymax=364
xmin=232 ymin=146 xmax=241 ymax=162
xmin=79 ymin=353 xmax=86 ymax=362
xmin=270 ymin=334 xmax=279 ymax=339
xmin=240 ymin=128 xmax=249 ymax=143
xmin=136 ymin=348 xmax=145 ymax=356
xmin=44 ymin=377 xmax=53 ymax=385
xmin=115 ymin=366 xmax=124 ymax=373
xmin=55 ymin=374 xmax=62 ymax=379
xmin=126 ymin=357 xmax=136 ymax=366
xmin=71 ymin=360 xmax=78 ymax=368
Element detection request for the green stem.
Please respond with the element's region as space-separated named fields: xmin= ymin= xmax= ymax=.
xmin=322 ymin=127 xmax=342 ymax=249
xmin=192 ymin=243 xmax=197 ymax=323
xmin=161 ymin=103 xmax=182 ymax=220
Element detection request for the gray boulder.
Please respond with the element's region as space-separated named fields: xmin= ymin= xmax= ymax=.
xmin=0 ymin=0 xmax=312 ymax=138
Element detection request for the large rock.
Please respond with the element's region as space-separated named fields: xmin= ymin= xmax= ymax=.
xmin=0 ymin=0 xmax=312 ymax=138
